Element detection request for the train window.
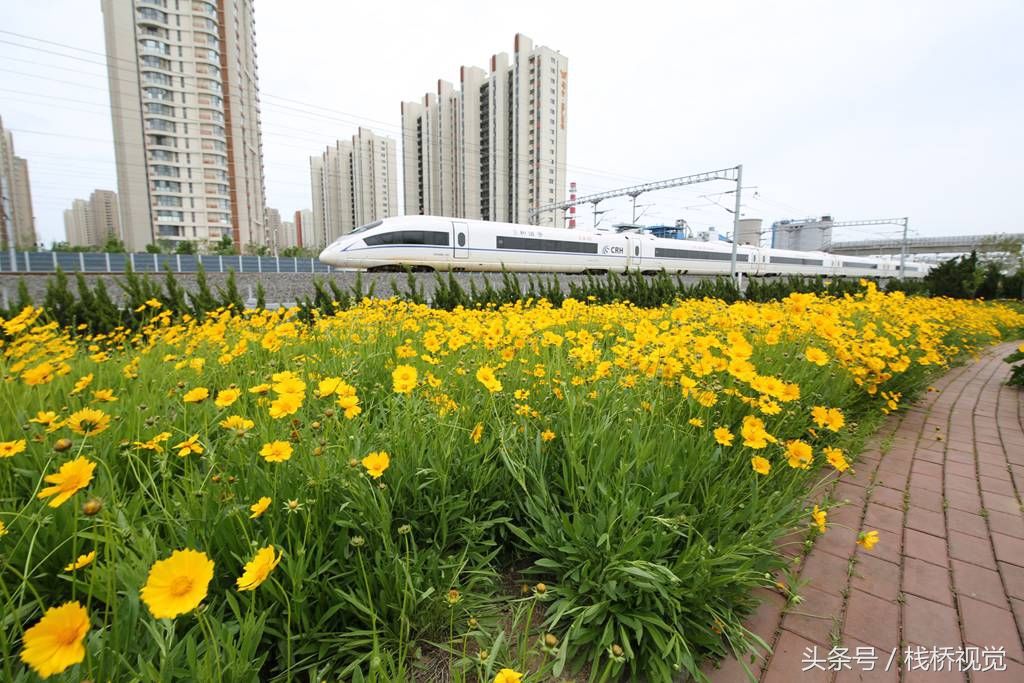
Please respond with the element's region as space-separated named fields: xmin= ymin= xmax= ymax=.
xmin=841 ymin=261 xmax=878 ymax=269
xmin=351 ymin=220 xmax=383 ymax=234
xmin=769 ymin=256 xmax=824 ymax=266
xmin=496 ymin=235 xmax=598 ymax=254
xmin=634 ymin=246 xmax=639 ymax=256
xmin=364 ymin=230 xmax=449 ymax=247
xmin=457 ymin=233 xmax=466 ymax=247
xmin=654 ymin=247 xmax=733 ymax=261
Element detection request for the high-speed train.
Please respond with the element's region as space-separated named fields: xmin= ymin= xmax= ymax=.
xmin=318 ymin=216 xmax=931 ymax=278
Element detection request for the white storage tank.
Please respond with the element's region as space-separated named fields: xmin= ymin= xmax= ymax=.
xmin=736 ymin=218 xmax=763 ymax=246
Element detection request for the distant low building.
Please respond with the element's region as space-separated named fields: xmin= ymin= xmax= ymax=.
xmin=772 ymin=216 xmax=833 ymax=252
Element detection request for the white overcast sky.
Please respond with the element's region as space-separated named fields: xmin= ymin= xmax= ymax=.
xmin=1 ymin=0 xmax=1022 ymax=246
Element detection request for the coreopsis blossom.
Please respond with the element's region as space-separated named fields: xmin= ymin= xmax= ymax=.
xmin=493 ymin=669 xmax=523 ymax=683
xmin=751 ymin=456 xmax=771 ymax=475
xmin=0 ymin=519 xmax=7 ymax=537
xmin=70 ymin=373 xmax=94 ymax=395
xmin=804 ymin=347 xmax=829 ymax=366
xmin=317 ymin=377 xmax=343 ymax=397
xmin=857 ymin=530 xmax=880 ymax=551
xmin=259 ymin=441 xmax=293 ymax=463
xmin=470 ymin=423 xmax=484 ymax=444
xmin=713 ymin=427 xmax=734 ymax=447
xmin=249 ymin=496 xmax=271 ymax=519
xmin=236 ymin=545 xmax=282 ymax=591
xmin=811 ymin=505 xmax=827 ymax=534
xmin=37 ymin=457 xmax=97 ymax=508
xmin=824 ymin=446 xmax=850 ymax=472
xmin=811 ymin=406 xmax=845 ymax=432
xmin=248 ymin=383 xmax=271 ymax=395
xmin=362 ymin=451 xmax=390 ymax=478
xmin=337 ymin=393 xmax=362 ymax=419
xmin=0 ymin=439 xmax=27 ymax=458
xmin=173 ymin=435 xmax=203 ymax=458
xmin=91 ymin=389 xmax=117 ymax=403
xmin=541 ymin=429 xmax=556 ymax=442
xmin=64 ymin=551 xmax=97 ymax=572
xmin=476 ymin=366 xmax=503 ymax=393
xmin=219 ymin=414 xmax=255 ymax=434
xmin=741 ymin=415 xmax=772 ymax=449
xmin=271 ymin=373 xmax=306 ymax=395
xmin=392 ymin=365 xmax=418 ymax=394
xmin=214 ymin=388 xmax=241 ymax=408
xmin=29 ymin=411 xmax=60 ymax=426
xmin=22 ymin=362 xmax=57 ymax=386
xmin=19 ymin=601 xmax=89 ymax=678
xmin=182 ymin=387 xmax=209 ymax=403
xmin=688 ymin=417 xmax=704 ymax=428
xmin=133 ymin=432 xmax=172 ymax=453
xmin=268 ymin=392 xmax=303 ymax=419
xmin=65 ymin=408 xmax=111 ymax=436
xmin=140 ymin=549 xmax=215 ymax=619
xmin=785 ymin=440 xmax=813 ymax=470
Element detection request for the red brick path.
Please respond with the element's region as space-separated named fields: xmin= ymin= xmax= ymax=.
xmin=705 ymin=342 xmax=1024 ymax=682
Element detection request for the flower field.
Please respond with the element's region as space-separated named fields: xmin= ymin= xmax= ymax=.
xmin=1 ymin=285 xmax=1022 ymax=682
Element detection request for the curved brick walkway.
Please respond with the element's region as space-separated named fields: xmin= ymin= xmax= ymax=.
xmin=705 ymin=341 xmax=1024 ymax=682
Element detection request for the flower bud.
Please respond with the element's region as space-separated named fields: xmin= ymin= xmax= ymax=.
xmin=350 ymin=535 xmax=365 ymax=548
xmin=82 ymin=498 xmax=103 ymax=516
xmin=612 ymin=644 xmax=624 ymax=657
xmin=544 ymin=633 xmax=558 ymax=648
xmin=53 ymin=438 xmax=73 ymax=453
xmin=534 ymin=582 xmax=547 ymax=594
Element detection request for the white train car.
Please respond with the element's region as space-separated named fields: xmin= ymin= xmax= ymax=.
xmin=318 ymin=215 xmax=930 ymax=279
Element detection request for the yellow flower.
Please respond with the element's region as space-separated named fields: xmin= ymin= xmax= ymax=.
xmin=824 ymin=446 xmax=849 ymax=472
xmin=470 ymin=422 xmax=484 ymax=444
xmin=392 ymin=364 xmax=418 ymax=394
xmin=22 ymin=362 xmax=57 ymax=386
xmin=713 ymin=427 xmax=734 ymax=447
xmin=741 ymin=415 xmax=773 ymax=449
xmin=65 ymin=407 xmax=111 ymax=436
xmin=236 ymin=545 xmax=282 ymax=591
xmin=337 ymin=393 xmax=362 ymax=419
xmin=29 ymin=411 xmax=59 ymax=426
xmin=182 ymin=387 xmax=209 ymax=403
xmin=857 ymin=530 xmax=880 ymax=551
xmin=140 ymin=549 xmax=215 ymax=619
xmin=269 ymin=392 xmax=303 ymax=419
xmin=70 ymin=373 xmax=94 ymax=395
xmin=173 ymin=435 xmax=204 ymax=458
xmin=317 ymin=377 xmax=343 ymax=397
xmin=91 ymin=389 xmax=117 ymax=403
xmin=0 ymin=519 xmax=7 ymax=537
xmin=688 ymin=417 xmax=704 ymax=428
xmin=249 ymin=496 xmax=271 ymax=519
xmin=362 ymin=451 xmax=390 ymax=478
xmin=248 ymin=383 xmax=271 ymax=394
xmin=476 ymin=366 xmax=503 ymax=393
xmin=804 ymin=347 xmax=829 ymax=366
xmin=494 ymin=669 xmax=523 ymax=683
xmin=541 ymin=429 xmax=556 ymax=442
xmin=811 ymin=406 xmax=845 ymax=432
xmin=271 ymin=375 xmax=306 ymax=395
xmin=19 ymin=601 xmax=89 ymax=678
xmin=785 ymin=440 xmax=813 ymax=470
xmin=811 ymin=505 xmax=827 ymax=534
xmin=65 ymin=550 xmax=97 ymax=572
xmin=133 ymin=431 xmax=172 ymax=453
xmin=259 ymin=441 xmax=293 ymax=463
xmin=0 ymin=439 xmax=27 ymax=458
xmin=751 ymin=456 xmax=771 ymax=475
xmin=37 ymin=457 xmax=97 ymax=508
xmin=219 ymin=414 xmax=255 ymax=433
xmin=214 ymin=388 xmax=241 ymax=408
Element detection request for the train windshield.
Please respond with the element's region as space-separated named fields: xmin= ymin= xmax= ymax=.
xmin=350 ymin=220 xmax=383 ymax=235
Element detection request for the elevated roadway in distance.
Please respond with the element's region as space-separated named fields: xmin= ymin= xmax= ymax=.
xmin=830 ymin=233 xmax=1024 ymax=256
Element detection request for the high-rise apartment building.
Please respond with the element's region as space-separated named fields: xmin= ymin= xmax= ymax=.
xmin=0 ymin=116 xmax=38 ymax=250
xmin=102 ymin=0 xmax=266 ymax=252
xmin=401 ymin=34 xmax=568 ymax=227
xmin=63 ymin=190 xmax=122 ymax=248
xmin=309 ymin=127 xmax=398 ymax=248
xmin=293 ymin=209 xmax=310 ymax=249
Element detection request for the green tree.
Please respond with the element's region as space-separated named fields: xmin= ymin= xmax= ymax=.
xmin=175 ymin=240 xmax=197 ymax=255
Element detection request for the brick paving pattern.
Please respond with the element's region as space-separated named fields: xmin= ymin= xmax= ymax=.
xmin=705 ymin=342 xmax=1024 ymax=682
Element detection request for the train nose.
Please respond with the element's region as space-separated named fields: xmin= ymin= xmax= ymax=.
xmin=319 ymin=238 xmax=352 ymax=266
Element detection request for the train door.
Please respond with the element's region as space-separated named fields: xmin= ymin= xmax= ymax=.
xmin=451 ymin=221 xmax=469 ymax=259
xmin=625 ymin=235 xmax=642 ymax=271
